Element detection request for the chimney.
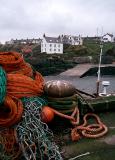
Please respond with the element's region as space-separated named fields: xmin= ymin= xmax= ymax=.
xmin=43 ymin=33 xmax=46 ymax=37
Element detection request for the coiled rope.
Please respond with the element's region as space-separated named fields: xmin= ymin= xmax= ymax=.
xmin=7 ymin=71 xmax=44 ymax=98
xmin=0 ymin=51 xmax=33 ymax=77
xmin=0 ymin=67 xmax=7 ymax=104
xmin=44 ymin=105 xmax=108 ymax=141
xmin=47 ymin=94 xmax=78 ymax=114
xmin=0 ymin=96 xmax=23 ymax=128
xmin=70 ymin=107 xmax=108 ymax=141
xmin=0 ymin=51 xmax=62 ymax=160
xmin=45 ymin=94 xmax=108 ymax=141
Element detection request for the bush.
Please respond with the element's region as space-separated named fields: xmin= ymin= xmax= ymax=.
xmin=101 ymin=56 xmax=113 ymax=64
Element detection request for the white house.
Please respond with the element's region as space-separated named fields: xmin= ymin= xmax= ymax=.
xmin=41 ymin=34 xmax=63 ymax=54
xmin=60 ymin=35 xmax=83 ymax=45
xmin=102 ymin=33 xmax=114 ymax=42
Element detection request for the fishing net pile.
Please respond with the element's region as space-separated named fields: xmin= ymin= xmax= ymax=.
xmin=0 ymin=52 xmax=62 ymax=160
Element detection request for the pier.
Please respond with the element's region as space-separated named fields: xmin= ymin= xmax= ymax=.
xmin=60 ymin=63 xmax=115 ymax=77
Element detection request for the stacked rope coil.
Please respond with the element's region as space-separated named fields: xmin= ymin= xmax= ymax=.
xmin=0 ymin=51 xmax=63 ymax=160
xmin=0 ymin=67 xmax=7 ymax=104
xmin=11 ymin=62 xmax=33 ymax=77
xmin=0 ymin=51 xmax=33 ymax=77
xmin=44 ymin=80 xmax=108 ymax=142
xmin=0 ymin=96 xmax=23 ymax=128
xmin=7 ymin=71 xmax=44 ymax=98
xmin=47 ymin=94 xmax=78 ymax=114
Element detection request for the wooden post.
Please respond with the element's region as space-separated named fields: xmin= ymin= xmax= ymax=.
xmin=96 ymin=80 xmax=100 ymax=97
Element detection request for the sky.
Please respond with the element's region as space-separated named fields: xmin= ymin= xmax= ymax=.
xmin=0 ymin=0 xmax=115 ymax=43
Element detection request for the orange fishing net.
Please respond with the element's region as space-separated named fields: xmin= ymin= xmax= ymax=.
xmin=0 ymin=128 xmax=21 ymax=159
xmin=0 ymin=51 xmax=33 ymax=77
xmin=7 ymin=71 xmax=44 ymax=98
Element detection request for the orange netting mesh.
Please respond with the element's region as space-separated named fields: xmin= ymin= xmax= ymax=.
xmin=0 ymin=128 xmax=21 ymax=159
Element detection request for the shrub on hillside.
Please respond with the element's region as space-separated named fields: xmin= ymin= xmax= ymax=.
xmin=101 ymin=56 xmax=113 ymax=64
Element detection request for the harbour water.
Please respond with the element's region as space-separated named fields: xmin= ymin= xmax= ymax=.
xmin=44 ymin=75 xmax=115 ymax=94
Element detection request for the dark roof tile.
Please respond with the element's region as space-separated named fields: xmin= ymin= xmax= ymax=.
xmin=44 ymin=36 xmax=62 ymax=43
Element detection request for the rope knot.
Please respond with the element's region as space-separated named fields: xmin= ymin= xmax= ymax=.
xmin=71 ymin=128 xmax=81 ymax=141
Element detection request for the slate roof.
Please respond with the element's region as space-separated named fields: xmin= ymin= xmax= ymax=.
xmin=44 ymin=36 xmax=62 ymax=43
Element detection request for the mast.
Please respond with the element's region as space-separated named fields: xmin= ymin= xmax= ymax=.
xmin=96 ymin=42 xmax=103 ymax=96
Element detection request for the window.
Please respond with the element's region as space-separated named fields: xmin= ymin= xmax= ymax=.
xmin=54 ymin=44 xmax=56 ymax=47
xmin=54 ymin=49 xmax=56 ymax=52
xmin=58 ymin=49 xmax=60 ymax=52
xmin=50 ymin=49 xmax=52 ymax=51
xmin=58 ymin=44 xmax=60 ymax=47
xmin=50 ymin=44 xmax=52 ymax=47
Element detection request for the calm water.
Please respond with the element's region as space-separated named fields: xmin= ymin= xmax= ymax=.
xmin=44 ymin=75 xmax=115 ymax=94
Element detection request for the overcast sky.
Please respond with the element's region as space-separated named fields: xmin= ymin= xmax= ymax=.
xmin=0 ymin=0 xmax=115 ymax=43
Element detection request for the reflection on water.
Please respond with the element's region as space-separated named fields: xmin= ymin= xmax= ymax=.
xmin=44 ymin=75 xmax=115 ymax=94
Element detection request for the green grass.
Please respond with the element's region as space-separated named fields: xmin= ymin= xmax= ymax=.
xmin=63 ymin=41 xmax=115 ymax=59
xmin=84 ymin=43 xmax=100 ymax=55
xmin=83 ymin=41 xmax=115 ymax=56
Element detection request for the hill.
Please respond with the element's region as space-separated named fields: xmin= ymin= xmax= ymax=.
xmin=0 ymin=41 xmax=115 ymax=75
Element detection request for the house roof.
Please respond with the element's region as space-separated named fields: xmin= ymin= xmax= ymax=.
xmin=44 ymin=36 xmax=62 ymax=43
xmin=73 ymin=36 xmax=79 ymax=40
xmin=11 ymin=38 xmax=41 ymax=44
xmin=62 ymin=35 xmax=81 ymax=40
xmin=103 ymin=33 xmax=113 ymax=37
